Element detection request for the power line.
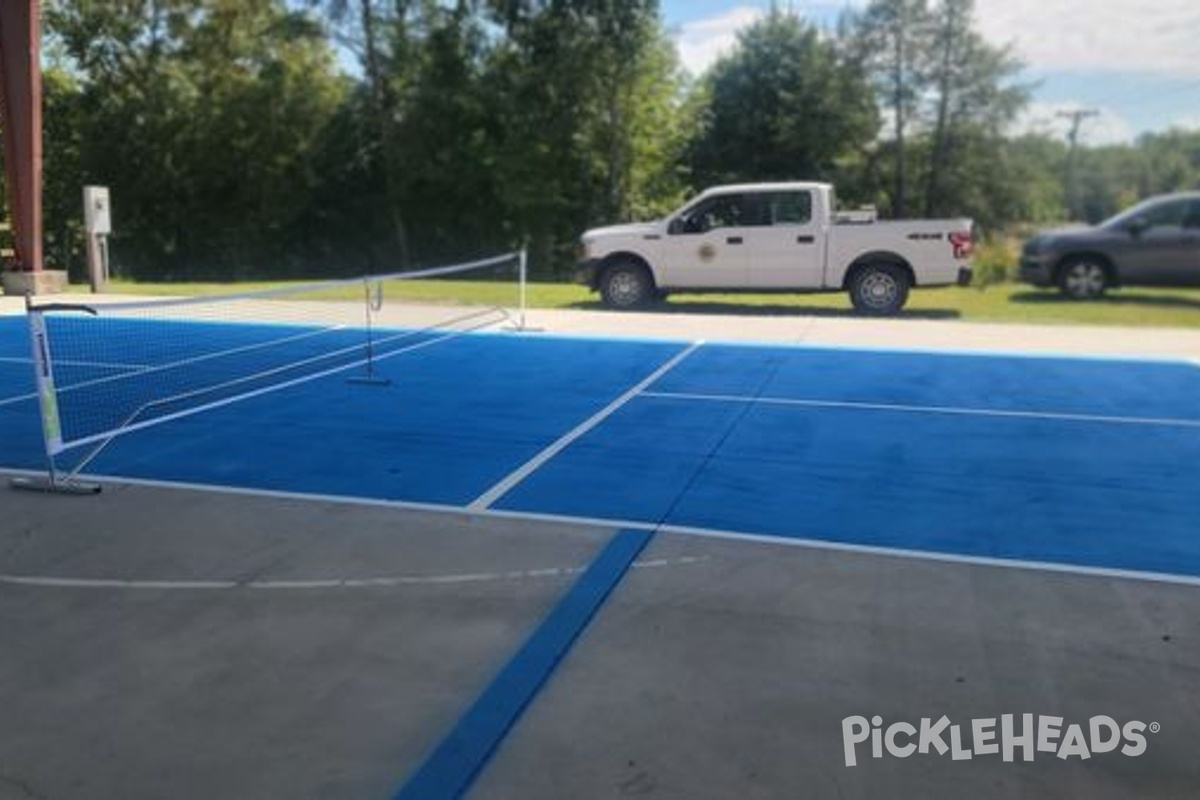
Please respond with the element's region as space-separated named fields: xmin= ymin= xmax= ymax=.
xmin=1056 ymin=108 xmax=1100 ymax=146
xmin=1057 ymin=109 xmax=1099 ymax=219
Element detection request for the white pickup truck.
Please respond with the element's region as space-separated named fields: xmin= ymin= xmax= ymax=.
xmin=576 ymin=182 xmax=973 ymax=314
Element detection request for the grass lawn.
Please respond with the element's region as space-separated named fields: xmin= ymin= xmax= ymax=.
xmin=97 ymin=278 xmax=1200 ymax=329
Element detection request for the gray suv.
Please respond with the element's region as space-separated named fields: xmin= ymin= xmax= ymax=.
xmin=1019 ymin=192 xmax=1200 ymax=298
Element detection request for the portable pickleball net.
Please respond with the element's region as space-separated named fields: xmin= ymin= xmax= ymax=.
xmin=12 ymin=250 xmax=528 ymax=493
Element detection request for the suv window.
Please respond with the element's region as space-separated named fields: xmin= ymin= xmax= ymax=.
xmin=1140 ymin=198 xmax=1191 ymax=229
xmin=1183 ymin=200 xmax=1200 ymax=229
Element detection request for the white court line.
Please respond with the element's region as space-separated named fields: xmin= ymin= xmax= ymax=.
xmin=55 ymin=317 xmax=499 ymax=454
xmin=484 ymin=509 xmax=1200 ymax=589
xmin=655 ymin=523 xmax=1200 ymax=589
xmin=7 ymin=468 xmax=1200 ymax=589
xmin=0 ymin=327 xmax=354 ymax=411
xmin=0 ymin=557 xmax=709 ymax=592
xmin=0 ymin=356 xmax=157 ymax=409
xmin=467 ymin=341 xmax=704 ymax=511
xmin=0 ymin=355 xmax=151 ymax=371
xmin=641 ymin=390 xmax=1200 ymax=429
xmin=0 ymin=391 xmax=35 ymax=408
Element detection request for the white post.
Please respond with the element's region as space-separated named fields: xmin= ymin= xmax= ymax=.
xmin=518 ymin=248 xmax=528 ymax=331
xmin=83 ymin=186 xmax=112 ymax=293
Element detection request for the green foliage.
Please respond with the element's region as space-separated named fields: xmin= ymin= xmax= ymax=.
xmin=297 ymin=1 xmax=685 ymax=275
xmin=686 ymin=9 xmax=879 ymax=187
xmin=842 ymin=0 xmax=1031 ymax=226
xmin=44 ymin=0 xmax=349 ymax=279
xmin=969 ymin=234 xmax=1019 ymax=287
xmin=25 ymin=0 xmax=1200 ymax=284
xmin=1072 ymin=129 xmax=1200 ymax=223
xmin=41 ymin=67 xmax=86 ymax=277
xmin=479 ymin=1 xmax=685 ymax=273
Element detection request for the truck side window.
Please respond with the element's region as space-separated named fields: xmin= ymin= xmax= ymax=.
xmin=766 ymin=191 xmax=812 ymax=226
xmin=678 ymin=194 xmax=748 ymax=233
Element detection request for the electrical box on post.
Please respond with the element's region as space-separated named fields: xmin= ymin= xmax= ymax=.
xmin=83 ymin=186 xmax=111 ymax=292
xmin=83 ymin=186 xmax=111 ymax=234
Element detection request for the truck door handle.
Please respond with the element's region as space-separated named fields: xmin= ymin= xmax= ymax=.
xmin=796 ymin=235 xmax=815 ymax=244
xmin=726 ymin=236 xmax=743 ymax=245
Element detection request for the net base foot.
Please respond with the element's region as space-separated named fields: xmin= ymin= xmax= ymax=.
xmin=346 ymin=376 xmax=393 ymax=387
xmin=10 ymin=475 xmax=102 ymax=495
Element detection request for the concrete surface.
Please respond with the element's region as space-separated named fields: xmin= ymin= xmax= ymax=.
xmin=0 ymin=482 xmax=609 ymax=800
xmin=523 ymin=306 xmax=1200 ymax=360
xmin=475 ymin=534 xmax=1200 ymax=799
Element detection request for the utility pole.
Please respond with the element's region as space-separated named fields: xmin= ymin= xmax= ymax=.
xmin=1057 ymin=109 xmax=1099 ymax=220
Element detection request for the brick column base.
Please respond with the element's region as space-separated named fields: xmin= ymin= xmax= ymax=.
xmin=2 ymin=270 xmax=68 ymax=296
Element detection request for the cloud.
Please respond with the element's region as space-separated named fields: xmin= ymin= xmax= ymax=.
xmin=1163 ymin=114 xmax=1200 ymax=133
xmin=668 ymin=1 xmax=1198 ymax=137
xmin=673 ymin=1 xmax=1200 ymax=79
xmin=673 ymin=6 xmax=766 ymax=77
xmin=974 ymin=0 xmax=1200 ymax=78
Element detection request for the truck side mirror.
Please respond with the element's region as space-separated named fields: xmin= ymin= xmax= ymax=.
xmin=1128 ymin=217 xmax=1149 ymax=237
xmin=671 ymin=216 xmax=705 ymax=235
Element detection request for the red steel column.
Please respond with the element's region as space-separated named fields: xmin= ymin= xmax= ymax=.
xmin=0 ymin=0 xmax=43 ymax=273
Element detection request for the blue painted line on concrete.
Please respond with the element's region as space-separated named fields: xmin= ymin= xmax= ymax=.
xmin=392 ymin=527 xmax=654 ymax=800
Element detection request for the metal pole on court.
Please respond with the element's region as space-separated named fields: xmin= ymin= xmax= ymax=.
xmin=518 ymin=248 xmax=528 ymax=331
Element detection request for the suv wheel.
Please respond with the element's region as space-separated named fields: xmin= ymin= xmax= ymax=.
xmin=1057 ymin=257 xmax=1109 ymax=299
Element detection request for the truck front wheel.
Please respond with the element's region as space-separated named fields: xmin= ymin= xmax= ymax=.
xmin=849 ymin=263 xmax=910 ymax=315
xmin=599 ymin=261 xmax=656 ymax=309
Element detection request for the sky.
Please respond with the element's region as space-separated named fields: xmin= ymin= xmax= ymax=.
xmin=660 ymin=0 xmax=1200 ymax=146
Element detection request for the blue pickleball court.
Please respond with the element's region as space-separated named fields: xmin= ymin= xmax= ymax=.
xmin=3 ymin=311 xmax=1199 ymax=581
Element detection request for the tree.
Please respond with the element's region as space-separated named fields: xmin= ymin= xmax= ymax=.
xmin=305 ymin=0 xmax=684 ymax=273
xmin=687 ymin=8 xmax=879 ymax=188
xmin=842 ymin=0 xmax=932 ymax=217
xmin=307 ymin=0 xmax=423 ymax=267
xmin=921 ymin=0 xmax=1027 ymax=219
xmin=480 ymin=0 xmax=683 ymax=271
xmin=40 ymin=66 xmax=86 ymax=277
xmin=387 ymin=2 xmax=505 ymax=260
xmin=45 ymin=0 xmax=348 ymax=278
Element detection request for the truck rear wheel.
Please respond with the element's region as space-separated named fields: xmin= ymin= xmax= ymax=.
xmin=599 ymin=261 xmax=655 ymax=309
xmin=849 ymin=263 xmax=910 ymax=315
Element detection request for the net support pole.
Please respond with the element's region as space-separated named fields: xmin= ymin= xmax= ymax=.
xmin=505 ymin=247 xmax=539 ymax=333
xmin=10 ymin=298 xmax=101 ymax=494
xmin=347 ymin=277 xmax=392 ymax=387
xmin=518 ymin=248 xmax=527 ymax=331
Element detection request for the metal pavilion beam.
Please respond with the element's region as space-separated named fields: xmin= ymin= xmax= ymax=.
xmin=0 ymin=0 xmax=42 ymax=275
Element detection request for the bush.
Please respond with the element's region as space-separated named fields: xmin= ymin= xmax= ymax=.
xmin=971 ymin=235 xmax=1021 ymax=288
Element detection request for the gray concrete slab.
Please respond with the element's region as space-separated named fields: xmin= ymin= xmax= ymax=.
xmin=0 ymin=478 xmax=612 ymax=800
xmin=473 ymin=534 xmax=1200 ymax=800
xmin=520 ymin=306 xmax=1200 ymax=360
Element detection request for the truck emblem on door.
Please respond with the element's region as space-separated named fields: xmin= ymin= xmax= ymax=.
xmin=698 ymin=243 xmax=716 ymax=261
